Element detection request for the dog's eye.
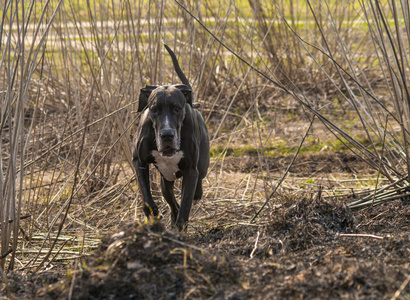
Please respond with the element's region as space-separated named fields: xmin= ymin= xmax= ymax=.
xmin=151 ymin=106 xmax=158 ymax=114
xmin=174 ymin=106 xmax=181 ymax=113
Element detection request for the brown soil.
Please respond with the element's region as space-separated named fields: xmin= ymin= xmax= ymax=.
xmin=216 ymin=152 xmax=373 ymax=175
xmin=4 ymin=191 xmax=409 ymax=299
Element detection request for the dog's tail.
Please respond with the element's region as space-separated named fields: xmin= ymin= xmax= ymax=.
xmin=163 ymin=43 xmax=192 ymax=90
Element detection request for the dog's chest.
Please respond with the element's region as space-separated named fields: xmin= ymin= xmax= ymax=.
xmin=151 ymin=150 xmax=184 ymax=181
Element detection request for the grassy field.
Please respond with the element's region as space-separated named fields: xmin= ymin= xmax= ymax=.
xmin=0 ymin=0 xmax=409 ymax=298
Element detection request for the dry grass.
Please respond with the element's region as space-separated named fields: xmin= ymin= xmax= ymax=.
xmin=0 ymin=2 xmax=409 ymax=294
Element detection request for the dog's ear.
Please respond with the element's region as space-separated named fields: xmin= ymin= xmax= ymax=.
xmin=175 ymin=84 xmax=193 ymax=107
xmin=138 ymin=85 xmax=157 ymax=112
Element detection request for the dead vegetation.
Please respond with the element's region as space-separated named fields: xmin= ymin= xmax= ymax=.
xmin=1 ymin=0 xmax=410 ymax=298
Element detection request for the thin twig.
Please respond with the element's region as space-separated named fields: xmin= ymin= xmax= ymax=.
xmin=249 ymin=231 xmax=260 ymax=259
xmin=390 ymin=274 xmax=410 ymax=300
xmin=0 ymin=248 xmax=13 ymax=259
xmin=337 ymin=233 xmax=384 ymax=240
xmin=0 ymin=214 xmax=31 ymax=228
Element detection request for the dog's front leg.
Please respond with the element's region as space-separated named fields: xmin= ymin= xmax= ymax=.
xmin=176 ymin=168 xmax=199 ymax=231
xmin=160 ymin=177 xmax=180 ymax=224
xmin=134 ymin=160 xmax=159 ymax=218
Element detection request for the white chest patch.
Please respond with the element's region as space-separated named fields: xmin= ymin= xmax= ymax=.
xmin=151 ymin=150 xmax=184 ymax=181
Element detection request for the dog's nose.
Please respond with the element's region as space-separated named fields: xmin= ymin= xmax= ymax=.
xmin=160 ymin=129 xmax=175 ymax=140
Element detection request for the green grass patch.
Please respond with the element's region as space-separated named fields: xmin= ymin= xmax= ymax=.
xmin=210 ymin=134 xmax=386 ymax=159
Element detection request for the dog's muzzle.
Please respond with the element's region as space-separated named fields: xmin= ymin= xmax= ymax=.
xmin=158 ymin=128 xmax=179 ymax=156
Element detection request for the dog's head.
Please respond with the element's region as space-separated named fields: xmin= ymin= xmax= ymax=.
xmin=138 ymin=84 xmax=192 ymax=156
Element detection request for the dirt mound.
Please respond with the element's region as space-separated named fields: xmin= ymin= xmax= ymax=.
xmin=45 ymin=221 xmax=241 ymax=299
xmin=195 ymin=195 xmax=355 ymax=257
xmin=266 ymin=194 xmax=355 ymax=252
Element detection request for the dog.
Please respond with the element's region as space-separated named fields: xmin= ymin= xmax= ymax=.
xmin=133 ymin=44 xmax=210 ymax=231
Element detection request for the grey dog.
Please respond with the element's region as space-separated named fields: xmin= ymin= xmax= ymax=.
xmin=133 ymin=44 xmax=210 ymax=231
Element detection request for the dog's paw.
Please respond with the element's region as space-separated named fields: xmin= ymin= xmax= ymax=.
xmin=144 ymin=213 xmax=164 ymax=225
xmin=175 ymin=219 xmax=188 ymax=232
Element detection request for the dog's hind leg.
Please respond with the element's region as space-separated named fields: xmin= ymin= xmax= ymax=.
xmin=160 ymin=177 xmax=180 ymax=224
